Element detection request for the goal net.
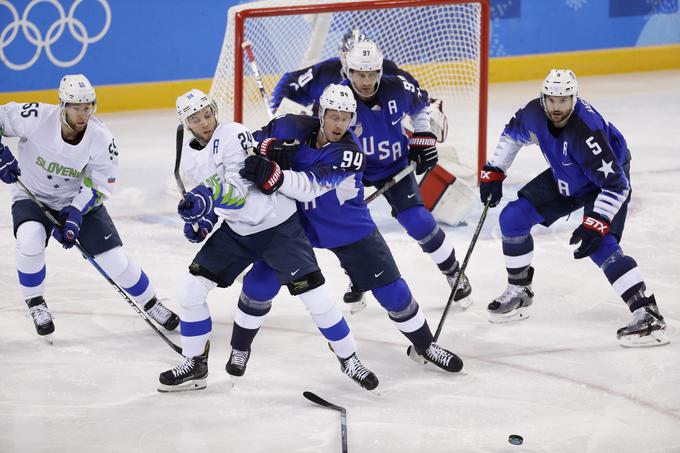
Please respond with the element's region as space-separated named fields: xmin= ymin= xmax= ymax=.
xmin=210 ymin=0 xmax=489 ymax=178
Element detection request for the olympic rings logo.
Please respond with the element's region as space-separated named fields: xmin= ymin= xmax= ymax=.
xmin=0 ymin=0 xmax=111 ymax=71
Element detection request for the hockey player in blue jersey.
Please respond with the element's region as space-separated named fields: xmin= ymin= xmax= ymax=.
xmin=479 ymin=69 xmax=668 ymax=347
xmin=238 ymin=84 xmax=464 ymax=373
xmin=337 ymin=39 xmax=472 ymax=308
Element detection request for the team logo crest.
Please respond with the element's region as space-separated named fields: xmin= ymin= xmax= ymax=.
xmin=354 ymin=122 xmax=363 ymax=137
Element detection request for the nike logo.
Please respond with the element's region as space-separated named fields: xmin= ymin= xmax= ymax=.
xmin=561 ymin=162 xmax=573 ymax=167
xmin=291 ymin=268 xmax=301 ymax=276
xmin=104 ymin=233 xmax=112 ymax=240
xmin=407 ymin=193 xmax=416 ymax=199
xmin=391 ymin=115 xmax=404 ymax=126
xmin=374 ymin=271 xmax=384 ymax=278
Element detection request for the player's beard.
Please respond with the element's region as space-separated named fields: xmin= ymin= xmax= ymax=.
xmin=549 ymin=110 xmax=569 ymax=126
xmin=65 ymin=114 xmax=89 ymax=134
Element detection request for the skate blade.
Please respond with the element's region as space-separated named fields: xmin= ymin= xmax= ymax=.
xmin=487 ymin=307 xmax=530 ymax=324
xmin=42 ymin=334 xmax=54 ymax=345
xmin=349 ymin=299 xmax=367 ymax=315
xmin=454 ymin=296 xmax=473 ymax=310
xmin=619 ymin=329 xmax=670 ymax=348
xmin=157 ymin=378 xmax=207 ymax=393
xmin=406 ymin=345 xmax=428 ymax=365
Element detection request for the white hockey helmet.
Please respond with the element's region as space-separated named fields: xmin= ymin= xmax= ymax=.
xmin=540 ymin=69 xmax=578 ymax=112
xmin=343 ymin=40 xmax=383 ymax=97
xmin=176 ymin=88 xmax=218 ymax=127
xmin=319 ymin=83 xmax=357 ymax=127
xmin=58 ymin=74 xmax=96 ymax=107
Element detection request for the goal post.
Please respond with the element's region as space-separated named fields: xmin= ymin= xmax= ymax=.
xmin=210 ymin=0 xmax=490 ymax=180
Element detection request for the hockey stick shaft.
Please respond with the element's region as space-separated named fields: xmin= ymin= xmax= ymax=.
xmin=15 ymin=179 xmax=183 ymax=355
xmin=365 ymin=162 xmax=416 ymax=204
xmin=432 ymin=197 xmax=492 ymax=340
xmin=242 ymin=40 xmax=273 ymax=119
xmin=303 ymin=391 xmax=348 ymax=453
xmin=174 ymin=124 xmax=188 ymax=196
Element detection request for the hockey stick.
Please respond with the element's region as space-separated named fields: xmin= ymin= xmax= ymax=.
xmin=407 ymin=197 xmax=492 ymax=363
xmin=174 ymin=124 xmax=188 ymax=196
xmin=242 ymin=40 xmax=273 ymax=119
xmin=14 ymin=178 xmax=183 ymax=355
xmin=303 ymin=391 xmax=348 ymax=453
xmin=364 ymin=162 xmax=417 ymax=204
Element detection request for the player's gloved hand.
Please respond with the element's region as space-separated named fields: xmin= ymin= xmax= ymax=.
xmin=569 ymin=212 xmax=610 ymax=259
xmin=479 ymin=164 xmax=506 ymax=207
xmin=51 ymin=206 xmax=83 ymax=249
xmin=239 ymin=155 xmax=284 ymax=195
xmin=0 ymin=141 xmax=21 ymax=184
xmin=255 ymin=138 xmax=300 ymax=170
xmin=408 ymin=132 xmax=438 ymax=175
xmin=183 ymin=210 xmax=219 ymax=244
xmin=177 ymin=185 xmax=214 ymax=223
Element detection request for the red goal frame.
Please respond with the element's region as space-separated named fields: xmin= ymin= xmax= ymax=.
xmin=232 ymin=0 xmax=490 ymax=177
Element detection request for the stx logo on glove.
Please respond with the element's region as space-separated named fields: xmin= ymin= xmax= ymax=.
xmin=583 ymin=216 xmax=609 ymax=235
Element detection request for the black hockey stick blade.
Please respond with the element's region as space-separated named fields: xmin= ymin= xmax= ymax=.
xmin=174 ymin=124 xmax=187 ymax=196
xmin=303 ymin=391 xmax=348 ymax=453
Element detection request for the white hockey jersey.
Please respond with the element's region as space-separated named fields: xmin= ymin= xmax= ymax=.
xmin=179 ymin=122 xmax=296 ymax=236
xmin=0 ymin=102 xmax=117 ymax=211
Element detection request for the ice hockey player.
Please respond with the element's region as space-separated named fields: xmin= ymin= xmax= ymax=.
xmin=479 ymin=69 xmax=668 ymax=347
xmin=158 ymin=89 xmax=378 ymax=392
xmin=239 ymin=83 xmax=464 ymax=373
xmin=336 ymin=40 xmax=472 ymax=309
xmin=0 ymin=74 xmax=179 ymax=340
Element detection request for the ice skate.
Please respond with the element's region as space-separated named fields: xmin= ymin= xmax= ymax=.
xmin=225 ymin=348 xmax=250 ymax=377
xmin=158 ymin=342 xmax=209 ymax=392
xmin=26 ymin=296 xmax=54 ymax=343
xmin=338 ymin=353 xmax=379 ymax=390
xmin=144 ymin=297 xmax=180 ymax=331
xmin=343 ymin=281 xmax=366 ymax=314
xmin=617 ymin=296 xmax=669 ymax=347
xmin=417 ymin=342 xmax=463 ymax=372
xmin=446 ymin=269 xmax=473 ymax=309
xmin=487 ymin=269 xmax=535 ymax=323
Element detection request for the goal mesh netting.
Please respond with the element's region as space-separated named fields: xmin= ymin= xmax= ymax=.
xmin=210 ymin=0 xmax=489 ymax=176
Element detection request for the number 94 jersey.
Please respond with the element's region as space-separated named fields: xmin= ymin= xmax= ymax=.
xmin=254 ymin=114 xmax=376 ymax=249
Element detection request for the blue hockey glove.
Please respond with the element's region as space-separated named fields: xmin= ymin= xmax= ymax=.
xmin=51 ymin=206 xmax=83 ymax=249
xmin=255 ymin=138 xmax=299 ymax=170
xmin=479 ymin=164 xmax=506 ymax=207
xmin=570 ymin=212 xmax=610 ymax=259
xmin=183 ymin=210 xmax=218 ymax=244
xmin=178 ymin=185 xmax=214 ymax=223
xmin=0 ymin=141 xmax=21 ymax=184
xmin=239 ymin=155 xmax=284 ymax=195
xmin=408 ymin=132 xmax=438 ymax=175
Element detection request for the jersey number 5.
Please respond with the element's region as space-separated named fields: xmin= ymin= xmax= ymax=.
xmin=586 ymin=136 xmax=602 ymax=155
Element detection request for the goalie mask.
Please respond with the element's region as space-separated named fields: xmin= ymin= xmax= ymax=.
xmin=338 ymin=28 xmax=368 ymax=72
xmin=343 ymin=40 xmax=383 ymax=99
xmin=540 ymin=69 xmax=578 ymax=118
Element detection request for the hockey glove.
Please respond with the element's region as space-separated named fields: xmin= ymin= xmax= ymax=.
xmin=408 ymin=132 xmax=438 ymax=175
xmin=51 ymin=206 xmax=83 ymax=249
xmin=177 ymin=185 xmax=214 ymax=223
xmin=183 ymin=210 xmax=219 ymax=244
xmin=255 ymin=138 xmax=300 ymax=170
xmin=479 ymin=164 xmax=506 ymax=207
xmin=239 ymin=155 xmax=284 ymax=195
xmin=0 ymin=141 xmax=21 ymax=184
xmin=569 ymin=212 xmax=610 ymax=259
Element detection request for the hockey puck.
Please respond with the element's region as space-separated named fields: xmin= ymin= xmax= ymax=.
xmin=508 ymin=434 xmax=523 ymax=445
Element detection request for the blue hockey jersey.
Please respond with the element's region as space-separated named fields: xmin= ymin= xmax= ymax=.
xmin=489 ymin=98 xmax=631 ymax=220
xmin=253 ymin=114 xmax=377 ymax=248
xmin=344 ymin=75 xmax=429 ymax=182
xmin=271 ymin=57 xmax=425 ymax=111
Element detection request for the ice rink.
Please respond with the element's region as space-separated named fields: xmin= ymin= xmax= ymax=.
xmin=1 ymin=70 xmax=678 ymax=452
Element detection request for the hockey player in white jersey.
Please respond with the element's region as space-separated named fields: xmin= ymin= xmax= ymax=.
xmin=158 ymin=89 xmax=378 ymax=392
xmin=0 ymin=74 xmax=179 ymax=339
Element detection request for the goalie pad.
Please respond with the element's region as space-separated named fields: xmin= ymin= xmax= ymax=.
xmin=275 ymin=97 xmax=313 ymax=117
xmin=427 ymin=98 xmax=449 ymax=143
xmin=418 ymin=164 xmax=474 ymax=226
